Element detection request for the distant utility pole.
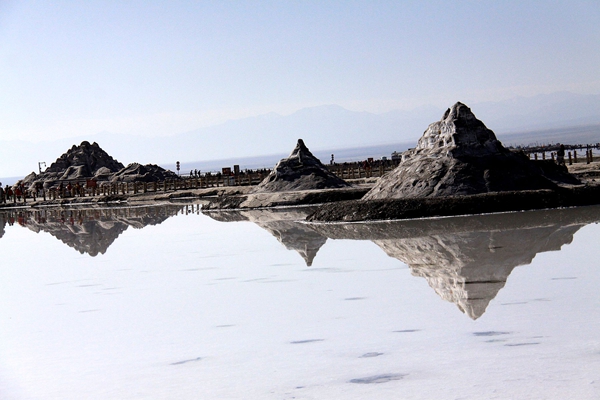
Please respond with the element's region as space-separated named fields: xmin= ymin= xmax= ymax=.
xmin=38 ymin=161 xmax=46 ymax=174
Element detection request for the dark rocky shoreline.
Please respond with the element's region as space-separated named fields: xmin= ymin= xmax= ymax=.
xmin=201 ymin=187 xmax=369 ymax=210
xmin=306 ymin=184 xmax=600 ymax=222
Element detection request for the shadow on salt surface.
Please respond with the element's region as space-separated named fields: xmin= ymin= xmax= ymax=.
xmin=170 ymin=357 xmax=202 ymax=366
xmin=502 ymin=298 xmax=551 ymax=306
xmin=472 ymin=331 xmax=512 ymax=337
xmin=303 ymin=267 xmax=351 ymax=273
xmin=359 ymin=352 xmax=384 ymax=358
xmin=350 ymin=373 xmax=407 ymax=384
xmin=504 ymin=342 xmax=541 ymax=347
xmin=472 ymin=331 xmax=542 ymax=346
xmin=289 ymin=339 xmax=324 ymax=344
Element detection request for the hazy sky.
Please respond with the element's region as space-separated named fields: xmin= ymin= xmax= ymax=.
xmin=0 ymin=0 xmax=599 ymax=143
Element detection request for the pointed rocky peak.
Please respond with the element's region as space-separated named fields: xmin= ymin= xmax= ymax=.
xmin=253 ymin=139 xmax=350 ymax=193
xmin=283 ymin=139 xmax=322 ymax=167
xmin=416 ymin=102 xmax=502 ymax=156
xmin=442 ymin=102 xmax=479 ymax=123
xmin=292 ymin=138 xmax=310 ymax=155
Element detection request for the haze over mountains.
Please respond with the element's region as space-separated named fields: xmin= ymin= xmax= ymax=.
xmin=2 ymin=92 xmax=600 ymax=178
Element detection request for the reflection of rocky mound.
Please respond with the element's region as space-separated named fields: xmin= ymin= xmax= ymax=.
xmin=364 ymin=102 xmax=579 ymax=200
xmin=310 ymin=206 xmax=600 ymax=319
xmin=111 ymin=163 xmax=179 ymax=183
xmin=25 ymin=141 xmax=124 ymax=186
xmin=2 ymin=205 xmax=184 ymax=256
xmin=253 ymin=139 xmax=350 ymax=193
xmin=30 ymin=219 xmax=129 ymax=257
xmin=205 ymin=207 xmax=326 ymax=266
xmin=379 ymin=225 xmax=580 ymax=319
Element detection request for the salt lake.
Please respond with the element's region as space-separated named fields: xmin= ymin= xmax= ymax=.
xmin=1 ymin=204 xmax=599 ymax=399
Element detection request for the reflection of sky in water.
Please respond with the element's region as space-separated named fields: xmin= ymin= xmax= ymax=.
xmin=1 ymin=205 xmax=600 ymax=399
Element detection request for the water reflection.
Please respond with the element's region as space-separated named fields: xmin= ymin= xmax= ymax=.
xmin=310 ymin=206 xmax=600 ymax=319
xmin=0 ymin=204 xmax=192 ymax=256
xmin=205 ymin=207 xmax=326 ymax=266
xmin=3 ymin=203 xmax=600 ymax=319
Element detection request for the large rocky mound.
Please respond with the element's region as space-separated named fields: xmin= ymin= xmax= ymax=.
xmin=111 ymin=163 xmax=179 ymax=183
xmin=22 ymin=141 xmax=125 ymax=188
xmin=364 ymin=102 xmax=579 ymax=200
xmin=43 ymin=141 xmax=124 ymax=181
xmin=253 ymin=139 xmax=350 ymax=193
xmin=20 ymin=142 xmax=180 ymax=189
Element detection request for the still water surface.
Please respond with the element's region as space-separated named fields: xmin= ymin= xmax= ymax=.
xmin=1 ymin=204 xmax=599 ymax=399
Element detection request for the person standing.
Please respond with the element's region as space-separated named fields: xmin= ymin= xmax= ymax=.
xmin=557 ymin=144 xmax=566 ymax=166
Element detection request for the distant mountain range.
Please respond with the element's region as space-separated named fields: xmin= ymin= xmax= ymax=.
xmin=1 ymin=91 xmax=600 ymax=179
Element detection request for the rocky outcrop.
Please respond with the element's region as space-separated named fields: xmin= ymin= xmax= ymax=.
xmin=364 ymin=102 xmax=579 ymax=200
xmin=310 ymin=205 xmax=600 ymax=319
xmin=253 ymin=139 xmax=350 ymax=193
xmin=307 ymin=185 xmax=600 ymax=222
xmin=202 ymin=187 xmax=368 ymax=210
xmin=110 ymin=163 xmax=179 ymax=183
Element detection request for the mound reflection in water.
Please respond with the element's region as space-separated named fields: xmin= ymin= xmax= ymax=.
xmin=2 ymin=203 xmax=599 ymax=319
xmin=0 ymin=204 xmax=188 ymax=256
xmin=311 ymin=206 xmax=600 ymax=319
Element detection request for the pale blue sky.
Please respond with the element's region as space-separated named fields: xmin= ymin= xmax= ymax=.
xmin=0 ymin=0 xmax=599 ymax=142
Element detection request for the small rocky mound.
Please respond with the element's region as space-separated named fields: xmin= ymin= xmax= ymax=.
xmin=111 ymin=163 xmax=179 ymax=183
xmin=364 ymin=102 xmax=579 ymax=200
xmin=253 ymin=139 xmax=350 ymax=193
